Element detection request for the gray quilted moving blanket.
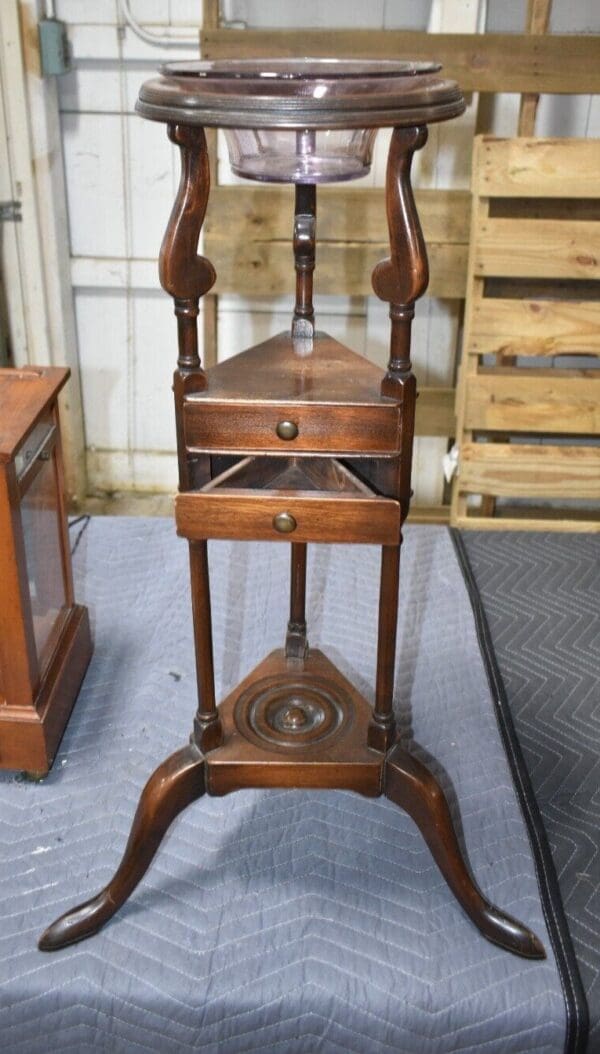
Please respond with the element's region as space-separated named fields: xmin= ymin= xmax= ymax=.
xmin=0 ymin=519 xmax=566 ymax=1053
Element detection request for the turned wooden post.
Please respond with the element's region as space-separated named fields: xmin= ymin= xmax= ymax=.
xmin=285 ymin=180 xmax=316 ymax=658
xmin=159 ymin=123 xmax=216 ymax=492
xmin=292 ymin=181 xmax=316 ymax=341
xmin=372 ymin=123 xmax=429 ymax=503
xmin=160 ymin=123 xmax=222 ymax=752
xmin=368 ymin=126 xmax=429 ymax=753
xmin=286 ymin=543 xmax=308 ymax=659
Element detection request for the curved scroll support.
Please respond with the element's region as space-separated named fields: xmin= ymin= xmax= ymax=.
xmin=39 ymin=745 xmax=206 ymax=951
xmin=372 ymin=126 xmax=429 ymax=401
xmin=384 ymin=744 xmax=546 ymax=959
xmin=159 ymin=124 xmax=216 ymax=372
xmin=372 ymin=125 xmax=429 ymax=309
xmin=160 ymin=124 xmax=215 ymax=489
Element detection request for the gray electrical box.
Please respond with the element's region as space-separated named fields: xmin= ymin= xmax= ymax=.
xmin=38 ymin=17 xmax=71 ymax=77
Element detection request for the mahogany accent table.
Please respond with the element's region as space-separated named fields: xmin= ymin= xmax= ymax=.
xmin=40 ymin=61 xmax=544 ymax=959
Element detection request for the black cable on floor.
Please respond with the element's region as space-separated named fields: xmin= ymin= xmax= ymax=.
xmin=68 ymin=514 xmax=91 ymax=556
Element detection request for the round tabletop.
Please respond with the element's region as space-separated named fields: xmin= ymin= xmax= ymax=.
xmin=136 ymin=59 xmax=465 ymax=130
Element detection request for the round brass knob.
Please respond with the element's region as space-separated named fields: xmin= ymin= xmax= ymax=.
xmin=275 ymin=420 xmax=299 ymax=441
xmin=273 ymin=511 xmax=297 ymax=534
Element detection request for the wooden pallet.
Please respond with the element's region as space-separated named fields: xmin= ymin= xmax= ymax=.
xmin=200 ymin=3 xmax=600 ymax=524
xmin=451 ymin=136 xmax=600 ymax=532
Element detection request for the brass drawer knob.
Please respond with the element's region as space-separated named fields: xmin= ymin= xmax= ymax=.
xmin=273 ymin=511 xmax=297 ymax=534
xmin=275 ymin=420 xmax=299 ymax=441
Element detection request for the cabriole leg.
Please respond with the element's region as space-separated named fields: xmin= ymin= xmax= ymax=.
xmin=39 ymin=745 xmax=206 ymax=951
xmin=384 ymin=744 xmax=545 ymax=959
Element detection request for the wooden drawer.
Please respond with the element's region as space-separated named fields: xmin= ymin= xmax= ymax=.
xmin=183 ymin=399 xmax=401 ymax=456
xmin=176 ymin=456 xmax=401 ymax=545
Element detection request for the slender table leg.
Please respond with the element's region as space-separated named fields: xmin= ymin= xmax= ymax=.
xmin=368 ymin=545 xmax=399 ymax=752
xmin=190 ymin=540 xmax=223 ymax=751
xmin=286 ymin=542 xmax=308 ymax=659
xmin=385 ymin=744 xmax=545 ymax=958
xmin=38 ymin=745 xmax=206 ymax=951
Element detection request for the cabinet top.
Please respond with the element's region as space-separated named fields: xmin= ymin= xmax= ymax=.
xmin=136 ymin=58 xmax=464 ymax=130
xmin=0 ymin=367 xmax=68 ymax=462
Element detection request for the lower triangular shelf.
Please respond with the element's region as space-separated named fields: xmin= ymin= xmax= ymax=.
xmin=205 ymin=648 xmax=383 ymax=796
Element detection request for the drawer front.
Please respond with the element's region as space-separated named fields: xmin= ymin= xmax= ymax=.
xmin=183 ymin=400 xmax=400 ymax=455
xmin=176 ymin=492 xmax=401 ymax=545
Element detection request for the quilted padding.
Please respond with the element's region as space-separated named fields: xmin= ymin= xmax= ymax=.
xmin=0 ymin=519 xmax=565 ymax=1053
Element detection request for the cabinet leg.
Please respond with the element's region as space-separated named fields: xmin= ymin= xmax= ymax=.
xmin=286 ymin=542 xmax=308 ymax=659
xmin=384 ymin=743 xmax=545 ymax=959
xmin=38 ymin=744 xmax=206 ymax=951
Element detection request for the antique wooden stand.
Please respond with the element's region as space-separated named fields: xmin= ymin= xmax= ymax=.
xmin=40 ymin=61 xmax=544 ymax=959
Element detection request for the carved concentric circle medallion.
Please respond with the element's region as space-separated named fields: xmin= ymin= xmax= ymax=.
xmin=234 ymin=673 xmax=349 ymax=750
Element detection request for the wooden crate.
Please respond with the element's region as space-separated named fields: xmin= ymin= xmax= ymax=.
xmin=451 ymin=136 xmax=600 ymax=532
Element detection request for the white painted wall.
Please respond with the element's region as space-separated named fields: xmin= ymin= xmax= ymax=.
xmin=54 ymin=0 xmax=600 ymax=498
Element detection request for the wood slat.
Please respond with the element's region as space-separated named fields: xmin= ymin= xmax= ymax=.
xmin=209 ymin=240 xmax=467 ymax=299
xmin=415 ymin=388 xmax=455 ymax=437
xmin=469 ymin=299 xmax=600 ymax=357
xmin=464 ymin=372 xmax=600 ymax=434
xmin=458 ymin=442 xmax=600 ymax=499
xmin=206 ymin=186 xmax=470 ymax=246
xmin=474 ymin=218 xmax=600 ymax=279
xmin=201 ymin=31 xmax=600 ymax=94
xmin=205 ymin=186 xmax=469 ymax=298
xmin=407 ymin=504 xmax=450 ymax=525
xmin=454 ymin=512 xmax=600 ymax=532
xmin=476 ymin=137 xmax=600 ymax=198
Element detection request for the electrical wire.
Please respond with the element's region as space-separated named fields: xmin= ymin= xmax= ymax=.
xmin=118 ymin=0 xmax=197 ymax=47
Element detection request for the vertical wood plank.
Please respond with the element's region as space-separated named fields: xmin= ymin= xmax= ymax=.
xmin=518 ymin=0 xmax=552 ymax=136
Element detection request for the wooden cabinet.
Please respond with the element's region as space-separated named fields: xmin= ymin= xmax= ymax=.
xmin=0 ymin=367 xmax=92 ymax=776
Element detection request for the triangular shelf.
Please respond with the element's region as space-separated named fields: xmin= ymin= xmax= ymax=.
xmin=205 ymin=648 xmax=383 ymax=796
xmin=189 ymin=330 xmax=391 ymax=407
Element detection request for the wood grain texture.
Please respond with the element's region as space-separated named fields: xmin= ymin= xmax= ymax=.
xmin=0 ymin=367 xmax=69 ymax=463
xmin=474 ymin=218 xmax=600 ymax=280
xmin=200 ymin=30 xmax=600 ymax=94
xmin=191 ymin=331 xmax=387 ymax=403
xmin=454 ymin=512 xmax=600 ymax=533
xmin=476 ymin=137 xmax=600 ymax=198
xmin=464 ymin=371 xmax=600 ymax=434
xmin=469 ymin=299 xmax=600 ymax=358
xmin=184 ymin=400 xmax=401 ymax=455
xmin=458 ymin=443 xmax=600 ymax=500
xmin=518 ymin=0 xmax=552 ymax=137
xmin=208 ymin=237 xmax=466 ymax=299
xmin=453 ymin=135 xmax=600 ymax=530
xmin=176 ymin=491 xmax=401 ymax=545
xmin=205 ymin=649 xmax=383 ymax=798
xmin=205 ymin=186 xmax=470 ymax=246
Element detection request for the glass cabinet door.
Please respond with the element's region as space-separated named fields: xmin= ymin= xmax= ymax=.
xmin=19 ymin=434 xmax=67 ymax=669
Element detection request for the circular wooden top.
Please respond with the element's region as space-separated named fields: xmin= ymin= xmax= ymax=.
xmin=136 ymin=59 xmax=464 ymax=129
